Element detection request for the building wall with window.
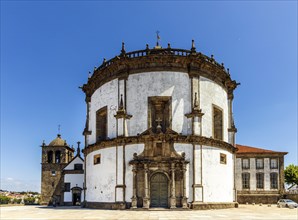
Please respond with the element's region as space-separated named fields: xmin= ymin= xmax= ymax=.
xmin=235 ymin=144 xmax=287 ymax=204
xmin=82 ymin=43 xmax=239 ymax=209
xmin=63 ymin=156 xmax=84 ymax=204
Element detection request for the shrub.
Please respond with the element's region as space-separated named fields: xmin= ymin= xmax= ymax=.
xmin=24 ymin=197 xmax=35 ymax=205
xmin=0 ymin=195 xmax=10 ymax=204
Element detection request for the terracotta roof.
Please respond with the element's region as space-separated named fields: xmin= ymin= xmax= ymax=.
xmin=236 ymin=144 xmax=287 ymax=154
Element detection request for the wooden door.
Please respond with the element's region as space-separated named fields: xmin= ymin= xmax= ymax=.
xmin=150 ymin=173 xmax=168 ymax=207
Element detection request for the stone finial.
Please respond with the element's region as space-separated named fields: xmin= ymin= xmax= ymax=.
xmin=121 ymin=42 xmax=126 ymax=55
xmin=102 ymin=58 xmax=106 ymax=64
xmin=119 ymin=94 xmax=124 ymax=110
xmin=77 ymin=141 xmax=81 ymax=156
xmin=211 ymin=54 xmax=214 ymax=59
xmin=191 ymin=39 xmax=196 ymax=52
xmin=168 ymin=43 xmax=171 ymax=49
xmin=194 ymin=92 xmax=199 ymax=109
xmin=146 ymin=44 xmax=149 ymax=50
xmin=88 ymin=71 xmax=91 ymax=79
xmin=156 ymin=30 xmax=160 ymax=47
xmin=221 ymin=63 xmax=224 ymax=68
xmin=42 ymin=140 xmax=45 ymax=146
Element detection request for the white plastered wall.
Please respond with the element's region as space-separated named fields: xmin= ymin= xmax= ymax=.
xmin=200 ymin=77 xmax=229 ymax=142
xmin=85 ymin=147 xmax=117 ymax=202
xmin=235 ymin=157 xmax=280 ymax=191
xmin=88 ymin=79 xmax=118 ymax=144
xmin=202 ymin=146 xmax=234 ymax=202
xmin=64 ymin=174 xmax=84 ymax=202
xmin=126 ymin=71 xmax=191 ymax=136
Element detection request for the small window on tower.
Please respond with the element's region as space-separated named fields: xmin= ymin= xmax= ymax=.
xmin=51 ymin=170 xmax=56 ymax=176
xmin=94 ymin=154 xmax=101 ymax=165
xmin=47 ymin=151 xmax=53 ymax=163
xmin=220 ymin=153 xmax=227 ymax=164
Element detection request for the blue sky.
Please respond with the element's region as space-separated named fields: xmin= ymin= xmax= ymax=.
xmin=1 ymin=1 xmax=297 ymax=192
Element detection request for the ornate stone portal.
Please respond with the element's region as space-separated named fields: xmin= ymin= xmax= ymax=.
xmin=129 ymin=128 xmax=189 ymax=209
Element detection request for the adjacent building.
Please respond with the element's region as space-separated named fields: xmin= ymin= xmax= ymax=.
xmin=235 ymin=144 xmax=287 ymax=204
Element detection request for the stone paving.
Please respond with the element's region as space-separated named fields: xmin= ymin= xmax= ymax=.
xmin=0 ymin=205 xmax=297 ymax=220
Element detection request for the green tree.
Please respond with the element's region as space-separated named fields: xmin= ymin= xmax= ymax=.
xmin=0 ymin=195 xmax=10 ymax=204
xmin=284 ymin=164 xmax=298 ymax=188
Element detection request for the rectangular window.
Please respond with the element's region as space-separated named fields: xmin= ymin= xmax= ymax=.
xmin=96 ymin=106 xmax=107 ymax=142
xmin=270 ymin=173 xmax=278 ymax=189
xmin=242 ymin=173 xmax=250 ymax=189
xmin=64 ymin=183 xmax=71 ymax=192
xmin=51 ymin=170 xmax=56 ymax=176
xmin=213 ymin=106 xmax=223 ymax=140
xmin=256 ymin=173 xmax=264 ymax=189
xmin=148 ymin=96 xmax=171 ymax=133
xmin=74 ymin=164 xmax=83 ymax=170
xmin=220 ymin=153 xmax=227 ymax=164
xmin=94 ymin=154 xmax=101 ymax=165
xmin=242 ymin=158 xmax=250 ymax=169
xmin=256 ymin=158 xmax=264 ymax=169
xmin=270 ymin=158 xmax=278 ymax=169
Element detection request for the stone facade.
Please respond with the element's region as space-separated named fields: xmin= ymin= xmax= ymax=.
xmin=82 ymin=42 xmax=238 ymax=209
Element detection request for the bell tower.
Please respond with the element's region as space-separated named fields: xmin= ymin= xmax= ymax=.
xmin=40 ymin=134 xmax=74 ymax=205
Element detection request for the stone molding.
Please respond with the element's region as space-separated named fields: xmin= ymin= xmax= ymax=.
xmin=83 ymin=134 xmax=237 ymax=156
xmin=82 ymin=47 xmax=239 ymax=98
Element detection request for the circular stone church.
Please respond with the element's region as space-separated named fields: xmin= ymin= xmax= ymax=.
xmin=80 ymin=40 xmax=239 ymax=209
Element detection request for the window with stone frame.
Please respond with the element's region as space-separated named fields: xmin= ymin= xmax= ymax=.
xmin=220 ymin=153 xmax=227 ymax=164
xmin=270 ymin=172 xmax=278 ymax=189
xmin=94 ymin=154 xmax=101 ymax=165
xmin=213 ymin=106 xmax=223 ymax=140
xmin=242 ymin=158 xmax=250 ymax=169
xmin=256 ymin=173 xmax=264 ymax=189
xmin=148 ymin=96 xmax=171 ymax=133
xmin=64 ymin=183 xmax=71 ymax=192
xmin=270 ymin=158 xmax=278 ymax=169
xmin=242 ymin=173 xmax=250 ymax=189
xmin=51 ymin=170 xmax=56 ymax=176
xmin=96 ymin=106 xmax=107 ymax=142
xmin=256 ymin=158 xmax=264 ymax=169
xmin=74 ymin=164 xmax=83 ymax=170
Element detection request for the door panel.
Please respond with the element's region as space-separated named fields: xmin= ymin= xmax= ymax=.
xmin=150 ymin=173 xmax=168 ymax=208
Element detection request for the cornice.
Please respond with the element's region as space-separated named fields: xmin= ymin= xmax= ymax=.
xmin=82 ymin=134 xmax=237 ymax=156
xmin=82 ymin=47 xmax=239 ymax=97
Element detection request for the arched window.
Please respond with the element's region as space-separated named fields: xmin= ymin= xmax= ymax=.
xmin=55 ymin=150 xmax=61 ymax=163
xmin=47 ymin=151 xmax=53 ymax=163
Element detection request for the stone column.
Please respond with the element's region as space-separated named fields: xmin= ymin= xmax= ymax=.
xmin=170 ymin=162 xmax=176 ymax=209
xmin=182 ymin=162 xmax=188 ymax=208
xmin=228 ymin=92 xmax=237 ymax=146
xmin=131 ymin=163 xmax=137 ymax=209
xmin=279 ymin=156 xmax=285 ymax=194
xmin=143 ymin=164 xmax=150 ymax=209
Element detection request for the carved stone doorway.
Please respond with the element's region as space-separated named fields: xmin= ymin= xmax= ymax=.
xmin=150 ymin=173 xmax=168 ymax=208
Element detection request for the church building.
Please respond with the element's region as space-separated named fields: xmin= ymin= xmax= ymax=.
xmin=40 ymin=40 xmax=287 ymax=209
